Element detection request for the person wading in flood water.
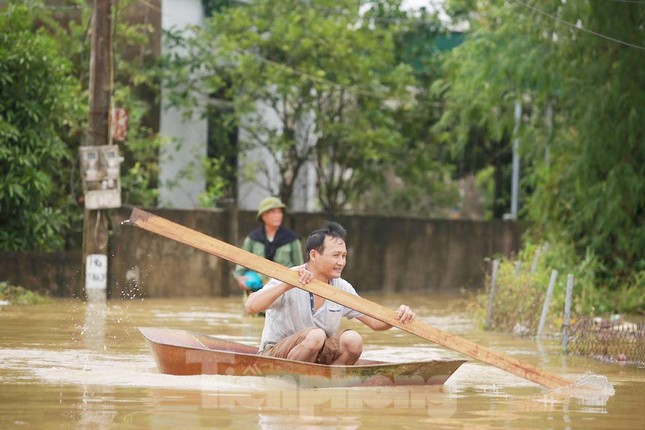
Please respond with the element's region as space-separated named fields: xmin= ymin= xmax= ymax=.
xmin=244 ymin=221 xmax=415 ymax=365
xmin=233 ymin=197 xmax=304 ymax=314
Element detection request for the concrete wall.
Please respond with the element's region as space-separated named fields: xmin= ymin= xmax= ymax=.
xmin=0 ymin=251 xmax=83 ymax=297
xmin=0 ymin=208 xmax=524 ymax=298
xmin=108 ymin=207 xmax=234 ymax=298
xmin=290 ymin=214 xmax=524 ymax=294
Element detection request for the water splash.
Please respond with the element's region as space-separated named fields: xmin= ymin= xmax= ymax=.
xmin=83 ymin=292 xmax=107 ymax=352
xmin=543 ymin=372 xmax=615 ymax=408
xmin=573 ymin=374 xmax=615 ymax=392
xmin=570 ymin=373 xmax=616 ymax=403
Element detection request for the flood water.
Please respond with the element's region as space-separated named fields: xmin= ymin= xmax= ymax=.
xmin=1 ymin=294 xmax=643 ymax=429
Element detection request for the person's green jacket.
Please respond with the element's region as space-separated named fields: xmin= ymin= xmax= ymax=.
xmin=233 ymin=226 xmax=304 ymax=284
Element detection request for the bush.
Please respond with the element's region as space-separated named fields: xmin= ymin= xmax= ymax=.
xmin=475 ymin=241 xmax=644 ymax=336
xmin=0 ymin=281 xmax=50 ymax=305
xmin=473 ymin=244 xmax=557 ymax=335
xmin=0 ymin=4 xmax=83 ymax=251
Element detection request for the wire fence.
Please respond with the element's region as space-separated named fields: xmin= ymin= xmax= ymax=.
xmin=567 ymin=316 xmax=645 ymax=365
xmin=482 ymin=245 xmax=645 ymax=366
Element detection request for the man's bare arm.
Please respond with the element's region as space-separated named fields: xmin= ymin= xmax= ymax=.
xmin=356 ymin=304 xmax=415 ymax=331
xmin=244 ymin=266 xmax=312 ymax=314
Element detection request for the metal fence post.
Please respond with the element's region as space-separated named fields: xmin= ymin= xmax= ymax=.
xmin=562 ymin=274 xmax=574 ymax=352
xmin=537 ymin=269 xmax=558 ymax=339
xmin=486 ymin=259 xmax=500 ymax=331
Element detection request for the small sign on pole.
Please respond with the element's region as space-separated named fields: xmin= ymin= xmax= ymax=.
xmin=79 ymin=145 xmax=122 ymax=210
xmin=85 ymin=254 xmax=108 ymax=290
xmin=110 ymin=107 xmax=128 ymax=141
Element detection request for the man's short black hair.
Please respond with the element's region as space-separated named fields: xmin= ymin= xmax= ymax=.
xmin=305 ymin=221 xmax=347 ymax=261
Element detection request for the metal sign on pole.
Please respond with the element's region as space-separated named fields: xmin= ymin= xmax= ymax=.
xmin=85 ymin=254 xmax=108 ymax=291
xmin=80 ymin=145 xmax=122 ymax=210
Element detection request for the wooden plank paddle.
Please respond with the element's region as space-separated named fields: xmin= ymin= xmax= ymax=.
xmin=125 ymin=207 xmax=573 ymax=389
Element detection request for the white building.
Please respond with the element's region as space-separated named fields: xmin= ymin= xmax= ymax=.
xmin=157 ymin=0 xmax=207 ymax=209
xmin=158 ymin=0 xmax=315 ymax=212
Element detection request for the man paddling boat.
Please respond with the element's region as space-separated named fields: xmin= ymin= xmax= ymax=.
xmin=129 ymin=208 xmax=576 ymax=387
xmin=245 ymin=221 xmax=416 ymax=365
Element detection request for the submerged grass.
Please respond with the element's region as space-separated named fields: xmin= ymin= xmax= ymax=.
xmin=472 ymin=242 xmax=644 ymax=337
xmin=0 ymin=281 xmax=50 ymax=305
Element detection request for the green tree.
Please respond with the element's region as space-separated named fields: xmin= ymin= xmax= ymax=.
xmin=1 ymin=1 xmax=164 ymax=250
xmin=161 ymin=0 xmax=414 ymax=210
xmin=357 ymin=2 xmax=465 ymax=217
xmin=0 ymin=4 xmax=83 ymax=251
xmin=440 ymin=0 xmax=644 ymax=291
xmin=44 ymin=0 xmax=162 ymax=208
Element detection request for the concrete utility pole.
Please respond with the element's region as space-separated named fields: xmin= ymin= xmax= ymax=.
xmin=504 ymin=101 xmax=522 ymax=221
xmin=82 ymin=0 xmax=112 ymax=300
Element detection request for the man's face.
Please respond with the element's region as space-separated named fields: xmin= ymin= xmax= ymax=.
xmin=311 ymin=236 xmax=347 ymax=279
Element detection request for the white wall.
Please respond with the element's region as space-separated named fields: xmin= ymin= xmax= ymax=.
xmin=158 ymin=0 xmax=207 ymax=208
xmin=157 ymin=1 xmax=315 ymax=212
xmin=236 ymin=100 xmax=282 ymax=211
xmin=236 ymin=99 xmax=317 ymax=213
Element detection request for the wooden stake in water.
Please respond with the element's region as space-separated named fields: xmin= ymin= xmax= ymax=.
xmin=537 ymin=269 xmax=558 ymax=339
xmin=562 ymin=274 xmax=574 ymax=351
xmin=486 ymin=259 xmax=500 ymax=331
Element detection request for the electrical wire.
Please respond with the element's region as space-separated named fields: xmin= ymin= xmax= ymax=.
xmin=93 ymin=209 xmax=110 ymax=250
xmin=252 ymin=53 xmax=410 ymax=101
xmin=128 ymin=0 xmax=439 ymax=101
xmin=138 ymin=0 xmax=161 ymax=13
xmin=606 ymin=0 xmax=645 ymax=4
xmin=511 ymin=0 xmax=645 ymax=51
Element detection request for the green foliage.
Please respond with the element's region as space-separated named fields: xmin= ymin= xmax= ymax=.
xmin=198 ymin=157 xmax=228 ymax=207
xmin=474 ymin=244 xmax=569 ymax=335
xmin=30 ymin=0 xmax=162 ymax=210
xmin=111 ymin=86 xmax=161 ymax=207
xmin=337 ymin=2 xmax=464 ymax=217
xmin=161 ymin=0 xmax=416 ymax=210
xmin=474 ymin=166 xmax=495 ymax=219
xmin=440 ymin=0 xmax=645 ymax=289
xmin=475 ymin=241 xmax=644 ymax=335
xmin=1 ymin=1 xmax=162 ymax=251
xmin=80 ymin=0 xmax=161 ymax=208
xmin=202 ymin=0 xmax=233 ymax=17
xmin=0 ymin=4 xmax=83 ymax=251
xmin=521 ymin=0 xmax=645 ymax=289
xmin=0 ymin=281 xmax=50 ymax=305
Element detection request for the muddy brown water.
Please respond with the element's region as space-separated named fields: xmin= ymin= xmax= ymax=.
xmin=1 ymin=294 xmax=643 ymax=429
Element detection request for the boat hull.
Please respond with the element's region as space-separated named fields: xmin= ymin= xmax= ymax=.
xmin=139 ymin=327 xmax=465 ymax=388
